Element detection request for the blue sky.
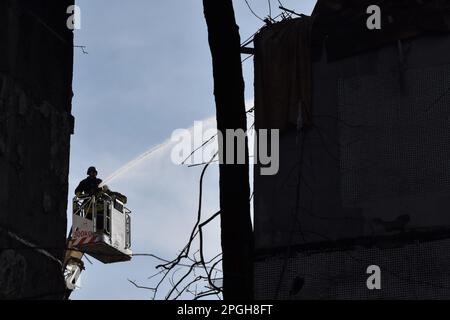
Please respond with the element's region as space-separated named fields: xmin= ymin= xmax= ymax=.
xmin=69 ymin=0 xmax=316 ymax=300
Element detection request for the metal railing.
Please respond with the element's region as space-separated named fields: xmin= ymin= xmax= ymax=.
xmin=72 ymin=192 xmax=132 ymax=248
xmin=72 ymin=195 xmax=94 ymax=219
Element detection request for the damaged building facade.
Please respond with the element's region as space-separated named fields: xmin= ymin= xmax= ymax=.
xmin=0 ymin=1 xmax=74 ymax=299
xmin=253 ymin=0 xmax=450 ymax=299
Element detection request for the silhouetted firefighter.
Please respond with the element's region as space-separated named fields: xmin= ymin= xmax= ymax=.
xmin=203 ymin=0 xmax=254 ymax=300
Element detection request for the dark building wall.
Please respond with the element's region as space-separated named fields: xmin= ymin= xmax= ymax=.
xmin=255 ymin=238 xmax=450 ymax=299
xmin=0 ymin=0 xmax=74 ymax=299
xmin=254 ymin=30 xmax=450 ymax=298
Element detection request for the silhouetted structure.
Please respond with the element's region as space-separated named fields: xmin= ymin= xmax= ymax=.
xmin=254 ymin=1 xmax=450 ymax=299
xmin=0 ymin=0 xmax=74 ymax=299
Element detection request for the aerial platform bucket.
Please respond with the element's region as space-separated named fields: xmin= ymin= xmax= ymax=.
xmin=70 ymin=193 xmax=132 ymax=264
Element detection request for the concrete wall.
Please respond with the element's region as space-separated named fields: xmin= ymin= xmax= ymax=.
xmin=0 ymin=0 xmax=74 ymax=299
xmin=254 ymin=33 xmax=450 ymax=298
